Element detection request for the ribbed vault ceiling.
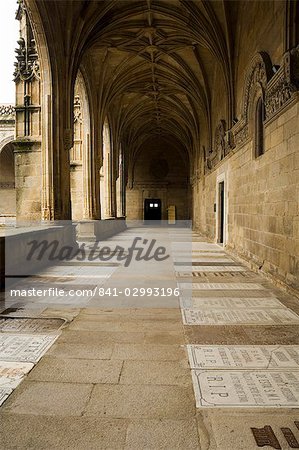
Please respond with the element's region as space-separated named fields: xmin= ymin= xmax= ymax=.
xmin=34 ymin=0 xmax=235 ymax=161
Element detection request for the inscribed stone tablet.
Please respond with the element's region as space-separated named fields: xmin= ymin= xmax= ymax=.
xmin=181 ymin=308 xmax=299 ymax=325
xmin=0 ymin=317 xmax=65 ymax=333
xmin=179 ymin=283 xmax=263 ymax=290
xmin=192 ymin=370 xmax=299 ymax=408
xmin=179 ymin=297 xmax=285 ymax=310
xmin=187 ymin=345 xmax=299 ymax=369
xmin=0 ymin=334 xmax=58 ymax=362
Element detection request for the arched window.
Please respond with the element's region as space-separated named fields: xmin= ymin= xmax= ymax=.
xmin=255 ymin=97 xmax=265 ymax=158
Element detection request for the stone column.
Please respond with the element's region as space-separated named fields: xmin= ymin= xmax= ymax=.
xmin=13 ymin=1 xmax=42 ymax=223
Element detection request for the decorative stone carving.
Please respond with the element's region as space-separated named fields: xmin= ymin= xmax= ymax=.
xmin=214 ymin=120 xmax=227 ymax=161
xmin=233 ymin=123 xmax=249 ymax=147
xmin=0 ymin=105 xmax=15 ymax=119
xmin=14 ymin=3 xmax=40 ymax=82
xmin=242 ymin=52 xmax=272 ymax=123
xmin=230 ymin=52 xmax=273 ymax=149
xmin=206 ymin=120 xmax=230 ymax=170
xmin=265 ymin=46 xmax=299 ymax=121
xmin=73 ymin=95 xmax=82 ymax=123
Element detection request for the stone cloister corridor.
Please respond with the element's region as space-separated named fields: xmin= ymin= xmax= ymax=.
xmin=0 ymin=0 xmax=298 ymax=448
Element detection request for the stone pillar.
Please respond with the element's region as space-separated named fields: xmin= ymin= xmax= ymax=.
xmin=13 ymin=1 xmax=42 ymax=223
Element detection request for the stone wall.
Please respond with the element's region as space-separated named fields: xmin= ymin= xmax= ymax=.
xmin=193 ymin=100 xmax=299 ymax=292
xmin=0 ymin=143 xmax=16 ymax=217
xmin=126 ymin=138 xmax=190 ymax=221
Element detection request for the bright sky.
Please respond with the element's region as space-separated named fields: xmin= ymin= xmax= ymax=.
xmin=0 ymin=0 xmax=19 ymax=104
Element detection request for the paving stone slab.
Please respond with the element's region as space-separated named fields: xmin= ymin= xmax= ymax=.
xmin=111 ymin=343 xmax=186 ymax=361
xmin=174 ymin=258 xmax=233 ymax=263
xmin=243 ymin=325 xmax=299 ymax=345
xmin=59 ymin=330 xmax=145 ymax=344
xmin=0 ymin=317 xmax=66 ymax=333
xmin=184 ymin=325 xmax=250 ymax=345
xmin=0 ymin=334 xmax=58 ymax=362
xmin=174 ymin=262 xmax=238 ymax=266
xmin=181 ymin=308 xmax=299 ymax=325
xmin=0 ymin=415 xmax=129 ymax=450
xmin=1 ymin=381 xmax=93 ymax=416
xmin=192 ymin=370 xmax=299 ymax=408
xmin=27 ymin=356 xmax=123 ymax=384
xmin=85 ymin=384 xmax=196 ymax=419
xmin=180 ymin=297 xmax=285 ymax=309
xmin=48 ymin=342 xmax=114 ymax=360
xmin=119 ymin=360 xmax=190 ymax=386
xmin=124 ymin=419 xmax=200 ymax=449
xmin=187 ymin=345 xmax=299 ymax=370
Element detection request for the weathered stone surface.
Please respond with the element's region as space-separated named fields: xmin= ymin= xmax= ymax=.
xmin=0 ymin=414 xmax=129 ymax=450
xmin=27 ymin=356 xmax=123 ymax=384
xmin=1 ymin=381 xmax=93 ymax=416
xmin=111 ymin=343 xmax=186 ymax=361
xmin=119 ymin=360 xmax=190 ymax=386
xmin=124 ymin=419 xmax=200 ymax=449
xmin=85 ymin=384 xmax=196 ymax=419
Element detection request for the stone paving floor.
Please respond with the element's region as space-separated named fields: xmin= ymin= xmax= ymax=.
xmin=0 ymin=226 xmax=299 ymax=449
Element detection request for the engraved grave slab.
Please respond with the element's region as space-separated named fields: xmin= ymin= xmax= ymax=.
xmin=179 ymin=297 xmax=285 ymax=309
xmin=187 ymin=345 xmax=299 ymax=369
xmin=0 ymin=361 xmax=33 ymax=406
xmin=179 ymin=283 xmax=263 ymax=290
xmin=0 ymin=388 xmax=10 ymax=407
xmin=192 ymin=370 xmax=299 ymax=408
xmin=0 ymin=334 xmax=58 ymax=362
xmin=0 ymin=317 xmax=66 ymax=333
xmin=181 ymin=308 xmax=299 ymax=325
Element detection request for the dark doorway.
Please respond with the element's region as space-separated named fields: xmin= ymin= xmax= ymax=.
xmin=218 ymin=181 xmax=225 ymax=244
xmin=144 ymin=199 xmax=162 ymax=221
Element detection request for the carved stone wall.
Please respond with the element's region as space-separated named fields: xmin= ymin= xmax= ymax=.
xmin=204 ymin=48 xmax=299 ymax=175
xmin=194 ymin=47 xmax=299 ymax=292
